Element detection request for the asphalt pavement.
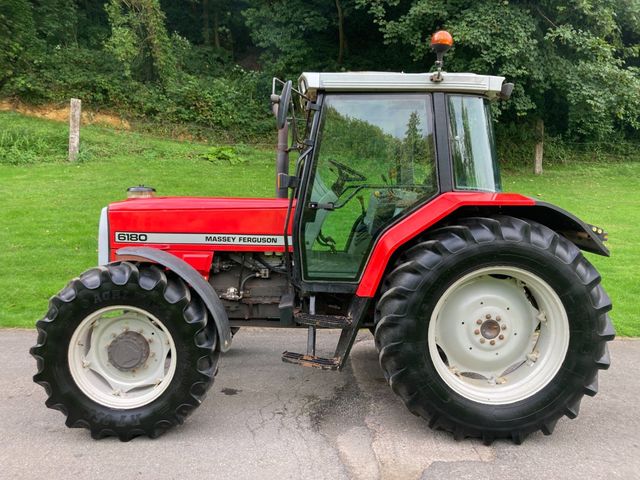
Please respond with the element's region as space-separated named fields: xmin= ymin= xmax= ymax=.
xmin=0 ymin=329 xmax=638 ymax=480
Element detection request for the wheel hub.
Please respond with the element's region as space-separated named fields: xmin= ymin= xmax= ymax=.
xmin=107 ymin=331 xmax=150 ymax=371
xmin=440 ymin=277 xmax=536 ymax=375
xmin=480 ymin=318 xmax=501 ymax=340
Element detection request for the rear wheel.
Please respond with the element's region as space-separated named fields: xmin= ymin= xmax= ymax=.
xmin=31 ymin=262 xmax=219 ymax=440
xmin=375 ymin=216 xmax=614 ymax=444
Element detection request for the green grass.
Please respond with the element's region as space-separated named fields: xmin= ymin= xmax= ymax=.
xmin=503 ymin=163 xmax=640 ymax=336
xmin=0 ymin=111 xmax=638 ymax=336
xmin=0 ymin=111 xmax=277 ymax=328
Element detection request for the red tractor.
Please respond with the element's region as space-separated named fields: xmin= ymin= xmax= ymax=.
xmin=31 ymin=32 xmax=614 ymax=444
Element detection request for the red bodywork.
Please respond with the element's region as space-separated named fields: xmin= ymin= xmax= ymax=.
xmin=109 ymin=192 xmax=534 ymax=291
xmin=109 ymin=197 xmax=293 ymax=277
xmin=355 ymin=192 xmax=535 ymax=297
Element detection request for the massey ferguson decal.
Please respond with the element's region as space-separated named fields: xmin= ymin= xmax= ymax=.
xmin=115 ymin=232 xmax=292 ymax=246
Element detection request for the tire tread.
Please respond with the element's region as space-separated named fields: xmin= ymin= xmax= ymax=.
xmin=375 ymin=216 xmax=614 ymax=443
xmin=30 ymin=262 xmax=219 ymax=441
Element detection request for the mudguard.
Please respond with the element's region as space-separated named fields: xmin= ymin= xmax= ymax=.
xmin=116 ymin=246 xmax=232 ymax=352
xmin=443 ymin=201 xmax=610 ymax=257
xmin=356 ymin=192 xmax=610 ymax=298
xmin=498 ymin=201 xmax=609 ymax=256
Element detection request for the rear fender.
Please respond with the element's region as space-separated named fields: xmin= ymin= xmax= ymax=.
xmin=116 ymin=246 xmax=232 ymax=352
xmin=457 ymin=201 xmax=610 ymax=256
xmin=356 ymin=192 xmax=609 ymax=298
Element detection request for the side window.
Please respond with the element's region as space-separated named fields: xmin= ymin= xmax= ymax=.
xmin=448 ymin=95 xmax=502 ymax=192
xmin=301 ymin=93 xmax=437 ymax=281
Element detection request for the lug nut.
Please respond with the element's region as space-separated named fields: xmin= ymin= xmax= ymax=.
xmin=496 ymin=316 xmax=501 ymax=321
xmin=501 ymin=325 xmax=507 ymax=330
xmin=480 ymin=338 xmax=486 ymax=344
xmin=485 ymin=314 xmax=491 ymax=319
xmin=476 ymin=319 xmax=482 ymax=325
xmin=490 ymin=340 xmax=496 ymax=345
xmin=474 ymin=329 xmax=480 ymax=335
xmin=499 ymin=334 xmax=505 ymax=340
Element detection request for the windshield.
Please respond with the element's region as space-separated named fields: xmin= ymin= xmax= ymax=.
xmin=300 ymin=93 xmax=437 ymax=281
xmin=447 ymin=96 xmax=501 ymax=192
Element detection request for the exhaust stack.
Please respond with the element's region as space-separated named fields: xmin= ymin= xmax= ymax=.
xmin=272 ymin=80 xmax=292 ymax=199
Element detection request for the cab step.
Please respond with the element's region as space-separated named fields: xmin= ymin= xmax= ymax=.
xmin=281 ymin=351 xmax=340 ymax=370
xmin=294 ymin=312 xmax=351 ymax=329
xmin=282 ymin=297 xmax=369 ymax=372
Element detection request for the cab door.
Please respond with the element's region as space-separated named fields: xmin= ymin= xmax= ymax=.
xmin=296 ymin=93 xmax=438 ymax=288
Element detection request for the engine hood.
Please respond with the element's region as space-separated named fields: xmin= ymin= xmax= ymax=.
xmin=108 ymin=196 xmax=295 ymax=261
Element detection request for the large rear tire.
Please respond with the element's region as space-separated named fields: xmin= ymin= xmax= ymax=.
xmin=374 ymin=216 xmax=614 ymax=444
xmin=31 ymin=262 xmax=219 ymax=441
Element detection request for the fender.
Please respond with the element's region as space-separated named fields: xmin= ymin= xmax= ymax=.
xmin=355 ymin=192 xmax=609 ymax=298
xmin=476 ymin=201 xmax=609 ymax=256
xmin=116 ymin=246 xmax=232 ymax=352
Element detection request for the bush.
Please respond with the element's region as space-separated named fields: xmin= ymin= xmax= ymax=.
xmin=162 ymin=70 xmax=272 ymax=136
xmin=3 ymin=46 xmax=127 ymax=105
xmin=0 ymin=0 xmax=36 ymax=87
xmin=496 ymin=121 xmax=640 ymax=171
xmin=200 ymin=146 xmax=245 ymax=165
xmin=1 ymin=45 xmax=275 ymax=142
xmin=0 ymin=126 xmax=67 ymax=165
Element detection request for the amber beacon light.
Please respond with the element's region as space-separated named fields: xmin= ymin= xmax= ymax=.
xmin=431 ymin=30 xmax=454 ymax=50
xmin=430 ymin=30 xmax=453 ymax=82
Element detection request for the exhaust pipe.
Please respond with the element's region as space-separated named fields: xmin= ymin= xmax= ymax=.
xmin=275 ymin=122 xmax=289 ymax=199
xmin=272 ymin=80 xmax=292 ymax=199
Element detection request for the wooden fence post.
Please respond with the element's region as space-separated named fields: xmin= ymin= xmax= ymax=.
xmin=534 ymin=118 xmax=544 ymax=175
xmin=68 ymin=98 xmax=81 ymax=162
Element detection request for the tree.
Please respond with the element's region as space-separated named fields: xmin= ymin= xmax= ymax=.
xmin=335 ymin=0 xmax=346 ymax=64
xmin=31 ymin=0 xmax=77 ymax=45
xmin=357 ymin=0 xmax=640 ymax=139
xmin=201 ymin=0 xmax=232 ymax=49
xmin=334 ymin=0 xmax=358 ymax=65
xmin=105 ymin=0 xmax=177 ymax=84
xmin=243 ymin=0 xmax=331 ymax=76
xmin=398 ymin=111 xmax=423 ymax=183
xmin=243 ymin=0 xmax=364 ymax=75
xmin=0 ymin=0 xmax=36 ymax=88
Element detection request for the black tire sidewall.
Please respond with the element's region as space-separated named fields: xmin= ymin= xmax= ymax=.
xmin=386 ymin=238 xmax=598 ymax=434
xmin=44 ymin=273 xmax=211 ymax=432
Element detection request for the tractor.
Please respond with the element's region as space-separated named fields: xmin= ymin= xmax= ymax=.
xmin=31 ymin=31 xmax=614 ymax=444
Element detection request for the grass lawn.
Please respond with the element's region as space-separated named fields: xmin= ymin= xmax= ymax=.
xmin=503 ymin=163 xmax=640 ymax=336
xmin=0 ymin=111 xmax=638 ymax=335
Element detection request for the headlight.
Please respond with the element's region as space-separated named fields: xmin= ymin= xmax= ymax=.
xmin=98 ymin=207 xmax=109 ymax=265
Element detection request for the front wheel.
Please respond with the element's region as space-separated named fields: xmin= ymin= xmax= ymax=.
xmin=375 ymin=216 xmax=615 ymax=444
xmin=31 ymin=262 xmax=219 ymax=440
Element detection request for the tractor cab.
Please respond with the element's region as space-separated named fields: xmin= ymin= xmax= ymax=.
xmin=275 ymin=70 xmax=510 ymax=291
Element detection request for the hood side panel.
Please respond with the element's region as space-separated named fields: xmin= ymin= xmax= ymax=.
xmin=108 ymin=197 xmax=295 ymax=271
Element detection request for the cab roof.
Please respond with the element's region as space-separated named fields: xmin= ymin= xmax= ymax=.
xmin=299 ymin=72 xmax=505 ymax=100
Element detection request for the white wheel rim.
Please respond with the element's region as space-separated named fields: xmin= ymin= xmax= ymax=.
xmin=68 ymin=306 xmax=177 ymax=409
xmin=428 ymin=266 xmax=569 ymax=405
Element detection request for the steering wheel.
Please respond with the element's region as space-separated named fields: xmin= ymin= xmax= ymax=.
xmin=328 ymin=159 xmax=367 ymax=182
xmin=328 ymin=159 xmax=367 ymax=196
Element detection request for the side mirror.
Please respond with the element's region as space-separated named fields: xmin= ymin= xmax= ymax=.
xmin=277 ymin=80 xmax=292 ymax=130
xmin=500 ymin=82 xmax=514 ymax=100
